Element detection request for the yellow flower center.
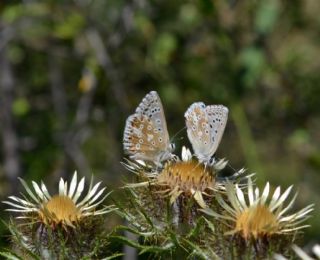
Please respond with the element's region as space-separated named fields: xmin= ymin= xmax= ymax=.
xmin=40 ymin=195 xmax=80 ymax=224
xmin=157 ymin=161 xmax=215 ymax=192
xmin=235 ymin=205 xmax=279 ymax=239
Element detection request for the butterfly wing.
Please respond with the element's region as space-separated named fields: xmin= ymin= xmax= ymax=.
xmin=205 ymin=105 xmax=228 ymax=158
xmin=185 ymin=102 xmax=211 ymax=161
xmin=123 ymin=91 xmax=172 ymax=163
xmin=185 ymin=102 xmax=228 ymax=162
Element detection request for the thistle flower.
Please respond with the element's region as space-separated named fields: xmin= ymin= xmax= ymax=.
xmin=124 ymin=146 xmax=236 ymax=208
xmin=3 ymin=172 xmax=115 ymax=258
xmin=4 ymin=171 xmax=110 ymax=228
xmin=156 ymin=146 xmax=231 ymax=208
xmin=203 ymin=177 xmax=314 ymax=240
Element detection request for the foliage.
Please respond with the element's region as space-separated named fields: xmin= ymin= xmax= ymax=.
xmin=2 ymin=216 xmax=120 ymax=259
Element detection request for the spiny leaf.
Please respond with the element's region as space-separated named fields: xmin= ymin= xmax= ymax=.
xmin=111 ymin=235 xmax=143 ymax=249
xmin=100 ymin=253 xmax=124 ymax=260
xmin=0 ymin=251 xmax=22 ymax=260
xmin=114 ymin=225 xmax=155 ymax=237
xmin=186 ymin=216 xmax=206 ymax=239
xmin=139 ymin=242 xmax=175 ymax=254
xmin=183 ymin=239 xmax=220 ymax=260
xmin=204 ymin=218 xmax=215 ymax=233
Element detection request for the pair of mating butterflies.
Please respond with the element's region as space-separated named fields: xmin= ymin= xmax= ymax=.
xmin=123 ymin=91 xmax=228 ymax=165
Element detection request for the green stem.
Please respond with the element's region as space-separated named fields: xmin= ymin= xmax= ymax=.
xmin=231 ymin=102 xmax=265 ymax=183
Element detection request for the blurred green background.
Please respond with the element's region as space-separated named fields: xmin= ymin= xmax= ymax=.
xmin=0 ymin=0 xmax=319 ymax=250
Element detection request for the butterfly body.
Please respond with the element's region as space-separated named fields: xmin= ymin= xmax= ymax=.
xmin=123 ymin=91 xmax=174 ymax=165
xmin=185 ymin=102 xmax=228 ymax=164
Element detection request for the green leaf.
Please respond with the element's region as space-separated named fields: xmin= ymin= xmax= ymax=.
xmin=183 ymin=239 xmax=220 ymax=260
xmin=100 ymin=253 xmax=124 ymax=260
xmin=0 ymin=251 xmax=22 ymax=260
xmin=111 ymin=235 xmax=143 ymax=249
xmin=115 ymin=225 xmax=155 ymax=237
xmin=186 ymin=217 xmax=205 ymax=239
xmin=204 ymin=218 xmax=215 ymax=233
xmin=139 ymin=242 xmax=175 ymax=254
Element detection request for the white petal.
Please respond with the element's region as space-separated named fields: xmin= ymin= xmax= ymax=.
xmin=269 ymin=186 xmax=281 ymax=209
xmin=312 ymin=245 xmax=320 ymax=258
xmin=124 ymin=182 xmax=149 ymax=188
xmin=193 ymin=191 xmax=207 ymax=208
xmin=77 ymin=182 xmax=102 ymax=206
xmin=136 ymin=160 xmax=146 ymax=166
xmin=68 ymin=171 xmax=78 ymax=199
xmin=32 ymin=181 xmax=46 ymax=201
xmin=7 ymin=196 xmax=35 ymax=207
xmin=87 ymin=187 xmax=106 ymax=205
xmin=200 ymin=208 xmax=235 ymax=221
xmin=260 ymin=182 xmax=270 ymax=204
xmin=278 ymin=193 xmax=298 ymax=217
xmin=64 ymin=182 xmax=68 ymax=195
xmin=16 ymin=216 xmax=32 ymax=219
xmin=181 ymin=146 xmax=187 ymax=161
xmin=292 ymin=245 xmax=313 ymax=260
xmin=73 ymin=177 xmax=85 ymax=203
xmin=185 ymin=148 xmax=192 ymax=160
xmin=281 ymin=217 xmax=311 ymax=227
xmin=271 ymin=186 xmax=293 ymax=211
xmin=248 ymin=177 xmax=254 ymax=206
xmin=213 ymin=158 xmax=228 ymax=170
xmin=181 ymin=146 xmax=192 ymax=161
xmin=216 ymin=195 xmax=237 ymax=216
xmin=18 ymin=178 xmax=39 ymax=203
xmin=5 ymin=209 xmax=37 ymax=213
xmin=82 ymin=208 xmax=112 ymax=216
xmin=282 ymin=225 xmax=311 ymax=232
xmin=279 ymin=205 xmax=313 ymax=222
xmin=3 ymin=200 xmax=31 ymax=210
xmin=254 ymin=187 xmax=260 ymax=201
xmin=41 ymin=182 xmax=51 ymax=199
xmin=169 ymin=188 xmax=183 ymax=204
xmin=273 ymin=254 xmax=288 ymax=260
xmin=236 ymin=185 xmax=247 ymax=209
xmin=59 ymin=178 xmax=65 ymax=195
xmin=226 ymin=183 xmax=242 ymax=213
xmin=293 ymin=207 xmax=314 ymax=220
xmin=81 ymin=194 xmax=108 ymax=211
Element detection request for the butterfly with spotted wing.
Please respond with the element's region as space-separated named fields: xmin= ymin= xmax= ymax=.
xmin=123 ymin=91 xmax=175 ymax=166
xmin=184 ymin=102 xmax=228 ymax=165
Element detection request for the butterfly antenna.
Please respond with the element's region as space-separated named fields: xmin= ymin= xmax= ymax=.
xmin=170 ymin=126 xmax=187 ymax=143
xmin=226 ymin=162 xmax=237 ymax=172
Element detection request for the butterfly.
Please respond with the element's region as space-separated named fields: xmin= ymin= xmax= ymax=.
xmin=123 ymin=91 xmax=175 ymax=166
xmin=184 ymin=102 xmax=228 ymax=164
